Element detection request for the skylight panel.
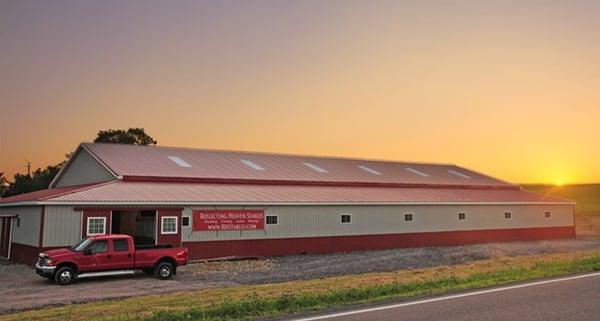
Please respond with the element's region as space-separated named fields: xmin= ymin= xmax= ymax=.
xmin=405 ymin=167 xmax=429 ymax=177
xmin=302 ymin=162 xmax=328 ymax=173
xmin=168 ymin=155 xmax=192 ymax=168
xmin=448 ymin=169 xmax=472 ymax=179
xmin=240 ymin=159 xmax=265 ymax=171
xmin=357 ymin=165 xmax=382 ymax=175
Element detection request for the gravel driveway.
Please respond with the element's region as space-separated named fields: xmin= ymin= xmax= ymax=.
xmin=2 ymin=238 xmax=600 ymax=314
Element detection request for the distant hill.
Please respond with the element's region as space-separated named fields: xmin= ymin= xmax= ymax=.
xmin=522 ymin=184 xmax=600 ymax=215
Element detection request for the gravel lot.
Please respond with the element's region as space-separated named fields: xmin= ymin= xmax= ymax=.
xmin=2 ymin=238 xmax=600 ymax=314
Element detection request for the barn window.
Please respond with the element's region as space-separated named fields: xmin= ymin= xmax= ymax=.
xmin=404 ymin=213 xmax=414 ymax=222
xmin=405 ymin=167 xmax=429 ymax=177
xmin=302 ymin=162 xmax=328 ymax=173
xmin=458 ymin=213 xmax=467 ymax=220
xmin=161 ymin=216 xmax=178 ymax=234
xmin=266 ymin=215 xmax=278 ymax=225
xmin=167 ymin=155 xmax=192 ymax=167
xmin=505 ymin=212 xmax=512 ymax=219
xmin=357 ymin=165 xmax=382 ymax=175
xmin=87 ymin=217 xmax=106 ymax=236
xmin=447 ymin=169 xmax=472 ymax=179
xmin=16 ymin=217 xmax=20 ymax=227
xmin=241 ymin=159 xmax=265 ymax=171
xmin=545 ymin=211 xmax=551 ymax=218
xmin=182 ymin=216 xmax=190 ymax=227
xmin=341 ymin=214 xmax=352 ymax=224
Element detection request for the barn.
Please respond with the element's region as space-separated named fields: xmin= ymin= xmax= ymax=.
xmin=0 ymin=143 xmax=575 ymax=264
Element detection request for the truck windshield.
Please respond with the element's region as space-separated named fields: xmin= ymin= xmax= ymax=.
xmin=71 ymin=238 xmax=93 ymax=252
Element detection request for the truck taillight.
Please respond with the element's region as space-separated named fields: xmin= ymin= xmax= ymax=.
xmin=176 ymin=251 xmax=186 ymax=257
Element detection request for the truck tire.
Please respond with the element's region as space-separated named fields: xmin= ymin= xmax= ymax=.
xmin=154 ymin=262 xmax=174 ymax=280
xmin=54 ymin=266 xmax=76 ymax=285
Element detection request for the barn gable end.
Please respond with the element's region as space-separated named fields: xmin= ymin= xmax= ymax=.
xmin=51 ymin=146 xmax=116 ymax=188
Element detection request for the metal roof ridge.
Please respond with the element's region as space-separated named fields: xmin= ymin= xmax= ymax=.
xmin=81 ymin=142 xmax=458 ymax=167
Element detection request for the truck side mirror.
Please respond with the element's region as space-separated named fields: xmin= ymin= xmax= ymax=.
xmin=83 ymin=248 xmax=92 ymax=256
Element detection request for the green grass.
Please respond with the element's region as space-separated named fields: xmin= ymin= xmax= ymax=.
xmin=132 ymin=255 xmax=600 ymax=321
xmin=523 ymin=183 xmax=600 ymax=215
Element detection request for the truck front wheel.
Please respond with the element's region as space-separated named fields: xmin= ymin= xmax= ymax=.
xmin=154 ymin=262 xmax=174 ymax=280
xmin=54 ymin=266 xmax=76 ymax=285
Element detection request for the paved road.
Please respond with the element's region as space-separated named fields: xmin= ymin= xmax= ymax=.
xmin=289 ymin=272 xmax=600 ymax=321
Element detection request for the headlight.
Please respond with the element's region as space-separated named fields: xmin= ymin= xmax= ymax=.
xmin=44 ymin=258 xmax=53 ymax=266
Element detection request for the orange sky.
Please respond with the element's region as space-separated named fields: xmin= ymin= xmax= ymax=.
xmin=1 ymin=1 xmax=599 ymax=184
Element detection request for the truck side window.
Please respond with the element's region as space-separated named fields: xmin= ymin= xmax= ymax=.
xmin=113 ymin=239 xmax=129 ymax=252
xmin=88 ymin=240 xmax=108 ymax=254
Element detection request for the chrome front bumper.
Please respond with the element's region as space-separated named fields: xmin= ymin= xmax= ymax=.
xmin=35 ymin=263 xmax=56 ymax=277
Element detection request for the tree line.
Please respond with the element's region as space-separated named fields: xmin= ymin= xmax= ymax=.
xmin=0 ymin=128 xmax=157 ymax=197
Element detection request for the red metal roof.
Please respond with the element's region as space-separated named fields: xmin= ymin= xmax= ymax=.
xmin=39 ymin=180 xmax=570 ymax=204
xmin=0 ymin=184 xmax=98 ymax=204
xmin=82 ymin=143 xmax=513 ymax=188
xmin=2 ymin=144 xmax=573 ymax=206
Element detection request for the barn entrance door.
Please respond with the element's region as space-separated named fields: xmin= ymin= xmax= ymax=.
xmin=0 ymin=217 xmax=13 ymax=259
xmin=111 ymin=210 xmax=157 ymax=247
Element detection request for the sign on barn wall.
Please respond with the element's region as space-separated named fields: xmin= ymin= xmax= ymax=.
xmin=192 ymin=210 xmax=265 ymax=231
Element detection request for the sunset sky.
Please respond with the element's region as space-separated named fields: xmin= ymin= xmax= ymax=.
xmin=1 ymin=0 xmax=599 ymax=185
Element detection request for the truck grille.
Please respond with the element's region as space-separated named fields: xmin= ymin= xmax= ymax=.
xmin=37 ymin=256 xmax=45 ymax=266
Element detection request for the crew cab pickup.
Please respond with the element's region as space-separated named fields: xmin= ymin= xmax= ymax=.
xmin=35 ymin=234 xmax=188 ymax=285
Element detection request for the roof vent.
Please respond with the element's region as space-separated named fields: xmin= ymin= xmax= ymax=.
xmin=405 ymin=167 xmax=429 ymax=177
xmin=302 ymin=162 xmax=328 ymax=173
xmin=448 ymin=169 xmax=472 ymax=179
xmin=240 ymin=159 xmax=265 ymax=171
xmin=167 ymin=156 xmax=192 ymax=168
xmin=357 ymin=165 xmax=382 ymax=175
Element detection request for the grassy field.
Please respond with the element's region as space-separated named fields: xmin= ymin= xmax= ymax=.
xmin=3 ymin=250 xmax=600 ymax=321
xmin=523 ymin=184 xmax=600 ymax=238
xmin=523 ymin=183 xmax=600 ymax=216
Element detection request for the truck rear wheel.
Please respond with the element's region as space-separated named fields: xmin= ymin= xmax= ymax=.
xmin=54 ymin=266 xmax=76 ymax=285
xmin=154 ymin=262 xmax=174 ymax=280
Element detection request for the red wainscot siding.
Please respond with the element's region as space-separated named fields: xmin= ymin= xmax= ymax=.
xmin=157 ymin=209 xmax=182 ymax=247
xmin=9 ymin=243 xmax=40 ymax=265
xmin=183 ymin=226 xmax=575 ymax=260
xmin=9 ymin=244 xmax=74 ymax=265
xmin=82 ymin=210 xmax=111 ymax=237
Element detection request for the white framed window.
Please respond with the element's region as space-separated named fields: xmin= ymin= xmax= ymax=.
xmin=182 ymin=216 xmax=190 ymax=227
xmin=87 ymin=217 xmax=106 ymax=236
xmin=404 ymin=213 xmax=414 ymax=222
xmin=341 ymin=214 xmax=352 ymax=224
xmin=161 ymin=216 xmax=178 ymax=235
xmin=266 ymin=215 xmax=278 ymax=225
xmin=505 ymin=212 xmax=512 ymax=219
xmin=545 ymin=211 xmax=551 ymax=218
xmin=458 ymin=212 xmax=467 ymax=221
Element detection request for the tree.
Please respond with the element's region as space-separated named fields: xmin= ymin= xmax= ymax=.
xmin=94 ymin=127 xmax=157 ymax=145
xmin=3 ymin=127 xmax=157 ymax=197
xmin=0 ymin=172 xmax=8 ymax=197
xmin=3 ymin=163 xmax=64 ymax=197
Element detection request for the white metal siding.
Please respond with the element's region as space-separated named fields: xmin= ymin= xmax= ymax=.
xmin=182 ymin=204 xmax=573 ymax=242
xmin=54 ymin=149 xmax=115 ymax=188
xmin=43 ymin=206 xmax=82 ymax=247
xmin=0 ymin=206 xmax=41 ymax=246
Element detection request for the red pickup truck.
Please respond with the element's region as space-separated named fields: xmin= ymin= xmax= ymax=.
xmin=35 ymin=234 xmax=188 ymax=285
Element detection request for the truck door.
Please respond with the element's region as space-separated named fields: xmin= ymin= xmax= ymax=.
xmin=78 ymin=240 xmax=111 ymax=272
xmin=110 ymin=238 xmax=134 ymax=270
